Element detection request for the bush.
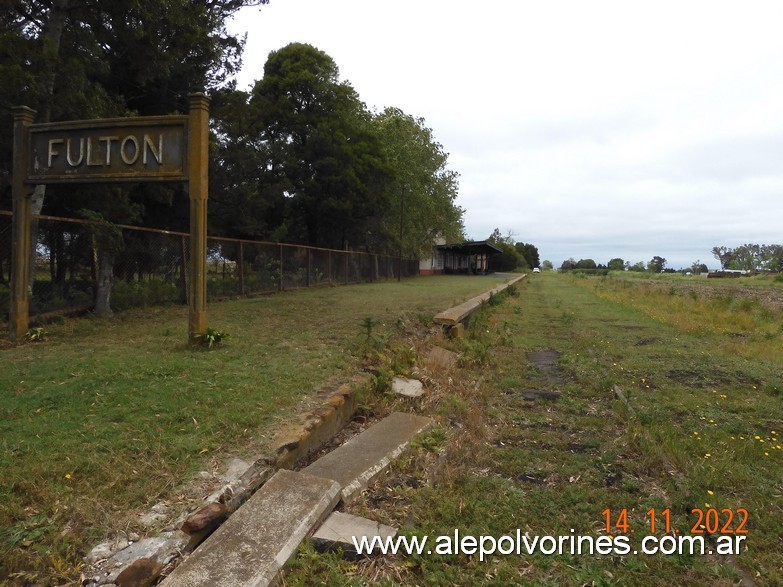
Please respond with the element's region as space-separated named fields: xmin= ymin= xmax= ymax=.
xmin=111 ymin=279 xmax=180 ymax=311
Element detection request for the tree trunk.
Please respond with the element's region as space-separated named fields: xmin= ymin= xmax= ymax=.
xmin=94 ymin=250 xmax=114 ymax=318
xmin=27 ymin=0 xmax=70 ymax=291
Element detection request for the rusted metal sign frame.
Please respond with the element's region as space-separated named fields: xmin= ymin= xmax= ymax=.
xmin=10 ymin=93 xmax=210 ymax=344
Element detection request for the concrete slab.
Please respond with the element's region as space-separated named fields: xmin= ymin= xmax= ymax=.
xmin=160 ymin=470 xmax=341 ymax=587
xmin=433 ymin=274 xmax=526 ymax=326
xmin=302 ymin=412 xmax=434 ymax=503
xmin=312 ymin=511 xmax=397 ymax=557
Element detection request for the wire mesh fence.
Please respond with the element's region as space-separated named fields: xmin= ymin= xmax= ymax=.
xmin=0 ymin=211 xmax=419 ymax=328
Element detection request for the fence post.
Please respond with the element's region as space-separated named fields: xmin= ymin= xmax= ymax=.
xmin=187 ymin=93 xmax=210 ymax=343
xmin=306 ymin=247 xmax=311 ymax=287
xmin=278 ymin=244 xmax=284 ymax=291
xmin=9 ymin=106 xmax=35 ymax=341
xmin=238 ymin=241 xmax=245 ymax=296
xmin=344 ymin=251 xmax=349 ymax=285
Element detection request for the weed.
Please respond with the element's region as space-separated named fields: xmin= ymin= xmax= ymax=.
xmin=485 ymin=291 xmax=501 ymax=307
xmin=360 ymin=316 xmax=379 ymax=339
xmin=25 ymin=326 xmax=47 ymax=341
xmin=457 ymin=339 xmax=490 ymax=367
xmin=438 ymin=394 xmax=470 ymax=422
xmin=411 ymin=425 xmax=447 ymax=452
xmin=194 ymin=327 xmax=229 ymax=348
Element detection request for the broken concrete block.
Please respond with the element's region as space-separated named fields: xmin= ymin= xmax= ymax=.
xmin=85 ymin=537 xmax=130 ymax=564
xmin=312 ymin=511 xmax=397 ymax=557
xmin=302 ymin=412 xmax=434 ymax=503
xmin=160 ymin=470 xmax=341 ymax=587
xmin=392 ymin=377 xmax=425 ymax=398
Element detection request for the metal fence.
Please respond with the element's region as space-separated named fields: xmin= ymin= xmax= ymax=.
xmin=0 ymin=210 xmax=419 ymax=326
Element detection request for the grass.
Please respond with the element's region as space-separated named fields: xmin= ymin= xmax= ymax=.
xmin=582 ymin=272 xmax=783 ymax=361
xmin=281 ymin=272 xmax=783 ymax=586
xmin=0 ymin=274 xmax=510 ymax=585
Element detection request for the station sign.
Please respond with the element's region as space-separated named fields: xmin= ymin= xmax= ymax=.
xmin=26 ymin=116 xmax=188 ymax=183
xmin=10 ymin=94 xmax=210 ymax=343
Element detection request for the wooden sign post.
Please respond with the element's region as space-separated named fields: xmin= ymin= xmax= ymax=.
xmin=10 ymin=93 xmax=210 ymax=344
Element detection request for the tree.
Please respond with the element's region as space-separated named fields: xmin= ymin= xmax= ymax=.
xmin=729 ymin=244 xmax=762 ymax=271
xmin=763 ymin=245 xmax=783 ymax=271
xmin=560 ymin=258 xmax=577 ymax=271
xmin=711 ymin=246 xmax=733 ymax=270
xmin=690 ymin=260 xmax=709 ymax=275
xmin=648 ymin=256 xmax=666 ymax=272
xmin=371 ymin=107 xmax=464 ymax=257
xmin=1 ymin=0 xmax=268 ymax=310
xmin=488 ymin=228 xmax=504 ymax=244
xmin=628 ymin=261 xmax=646 ymax=272
xmin=247 ymin=43 xmax=391 ymax=250
xmin=541 ymin=260 xmax=553 ymax=271
xmin=515 ymin=242 xmax=539 ymax=269
xmin=710 ymin=243 xmax=783 ymax=272
xmin=486 ymin=228 xmax=523 ymax=271
xmin=607 ymin=258 xmax=625 ymax=271
xmin=576 ymin=259 xmax=597 ymax=269
xmin=210 ymin=44 xmax=464 ymax=258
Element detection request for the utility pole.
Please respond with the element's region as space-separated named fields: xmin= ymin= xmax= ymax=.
xmin=397 ymin=185 xmax=405 ymax=282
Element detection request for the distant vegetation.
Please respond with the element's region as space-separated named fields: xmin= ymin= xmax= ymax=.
xmin=556 ymin=244 xmax=783 ymax=275
xmin=486 ymin=228 xmax=539 ymax=272
xmin=711 ymin=244 xmax=783 ymax=271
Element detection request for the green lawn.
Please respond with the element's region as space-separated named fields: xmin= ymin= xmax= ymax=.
xmin=0 ymin=274 xmax=510 ymax=584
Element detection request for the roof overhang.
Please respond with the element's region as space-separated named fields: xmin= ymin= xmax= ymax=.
xmin=436 ymin=241 xmax=503 ymax=256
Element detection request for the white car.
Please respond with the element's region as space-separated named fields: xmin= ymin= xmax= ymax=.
xmin=532 ymin=267 xmax=540 ymax=273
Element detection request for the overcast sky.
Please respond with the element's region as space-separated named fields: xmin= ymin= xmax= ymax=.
xmin=228 ymin=0 xmax=783 ymax=269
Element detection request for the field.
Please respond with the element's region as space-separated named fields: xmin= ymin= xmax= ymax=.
xmin=3 ymin=271 xmax=782 ymax=586
xmin=608 ymin=271 xmax=783 ymax=310
xmin=0 ymin=275 xmax=510 ymax=585
xmin=281 ymin=272 xmax=783 ymax=586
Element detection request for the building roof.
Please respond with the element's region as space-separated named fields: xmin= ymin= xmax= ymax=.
xmin=435 ymin=240 xmax=503 ymax=256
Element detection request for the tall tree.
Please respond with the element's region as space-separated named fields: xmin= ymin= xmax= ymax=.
xmin=648 ymin=256 xmax=667 ymax=272
xmin=561 ymin=258 xmax=577 ymax=271
xmin=607 ymin=257 xmax=625 ymax=271
xmin=711 ymin=246 xmax=733 ymax=270
xmin=515 ymin=242 xmax=539 ymax=269
xmin=371 ymin=107 xmax=464 ymax=257
xmin=248 ymin=43 xmax=390 ymax=250
xmin=1 ymin=0 xmax=268 ymax=308
xmin=2 ymin=0 xmax=268 ymax=210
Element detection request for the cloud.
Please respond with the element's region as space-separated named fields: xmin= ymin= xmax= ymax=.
xmin=229 ymin=0 xmax=783 ymax=268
